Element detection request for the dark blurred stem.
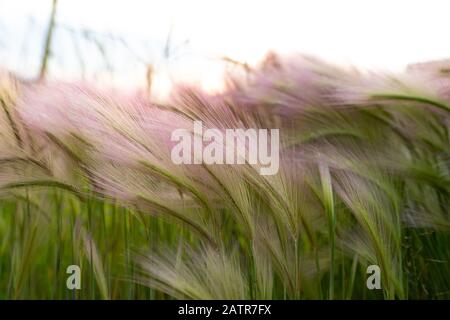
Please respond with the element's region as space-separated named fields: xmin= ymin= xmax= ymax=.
xmin=38 ymin=0 xmax=58 ymax=81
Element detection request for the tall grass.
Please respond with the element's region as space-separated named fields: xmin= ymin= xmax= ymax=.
xmin=0 ymin=55 xmax=449 ymax=299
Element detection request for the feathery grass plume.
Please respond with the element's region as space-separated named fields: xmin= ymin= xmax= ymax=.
xmin=0 ymin=71 xmax=66 ymax=199
xmin=133 ymin=55 xmax=448 ymax=299
xmin=136 ymin=245 xmax=249 ymax=300
xmin=0 ymin=53 xmax=449 ymax=299
xmin=19 ymin=82 xmax=224 ymax=245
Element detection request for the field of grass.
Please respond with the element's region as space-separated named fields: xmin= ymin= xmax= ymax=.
xmin=0 ymin=55 xmax=449 ymax=299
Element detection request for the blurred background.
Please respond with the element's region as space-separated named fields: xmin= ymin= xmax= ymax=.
xmin=2 ymin=0 xmax=450 ymax=98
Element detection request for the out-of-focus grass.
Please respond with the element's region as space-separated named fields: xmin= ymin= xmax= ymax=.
xmin=0 ymin=191 xmax=183 ymax=299
xmin=0 ymin=190 xmax=448 ymax=299
xmin=0 ymin=56 xmax=449 ymax=300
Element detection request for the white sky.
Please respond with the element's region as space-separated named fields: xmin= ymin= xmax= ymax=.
xmin=1 ymin=0 xmax=450 ymax=95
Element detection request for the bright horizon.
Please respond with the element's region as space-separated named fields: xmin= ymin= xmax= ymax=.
xmin=2 ymin=0 xmax=450 ymax=96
